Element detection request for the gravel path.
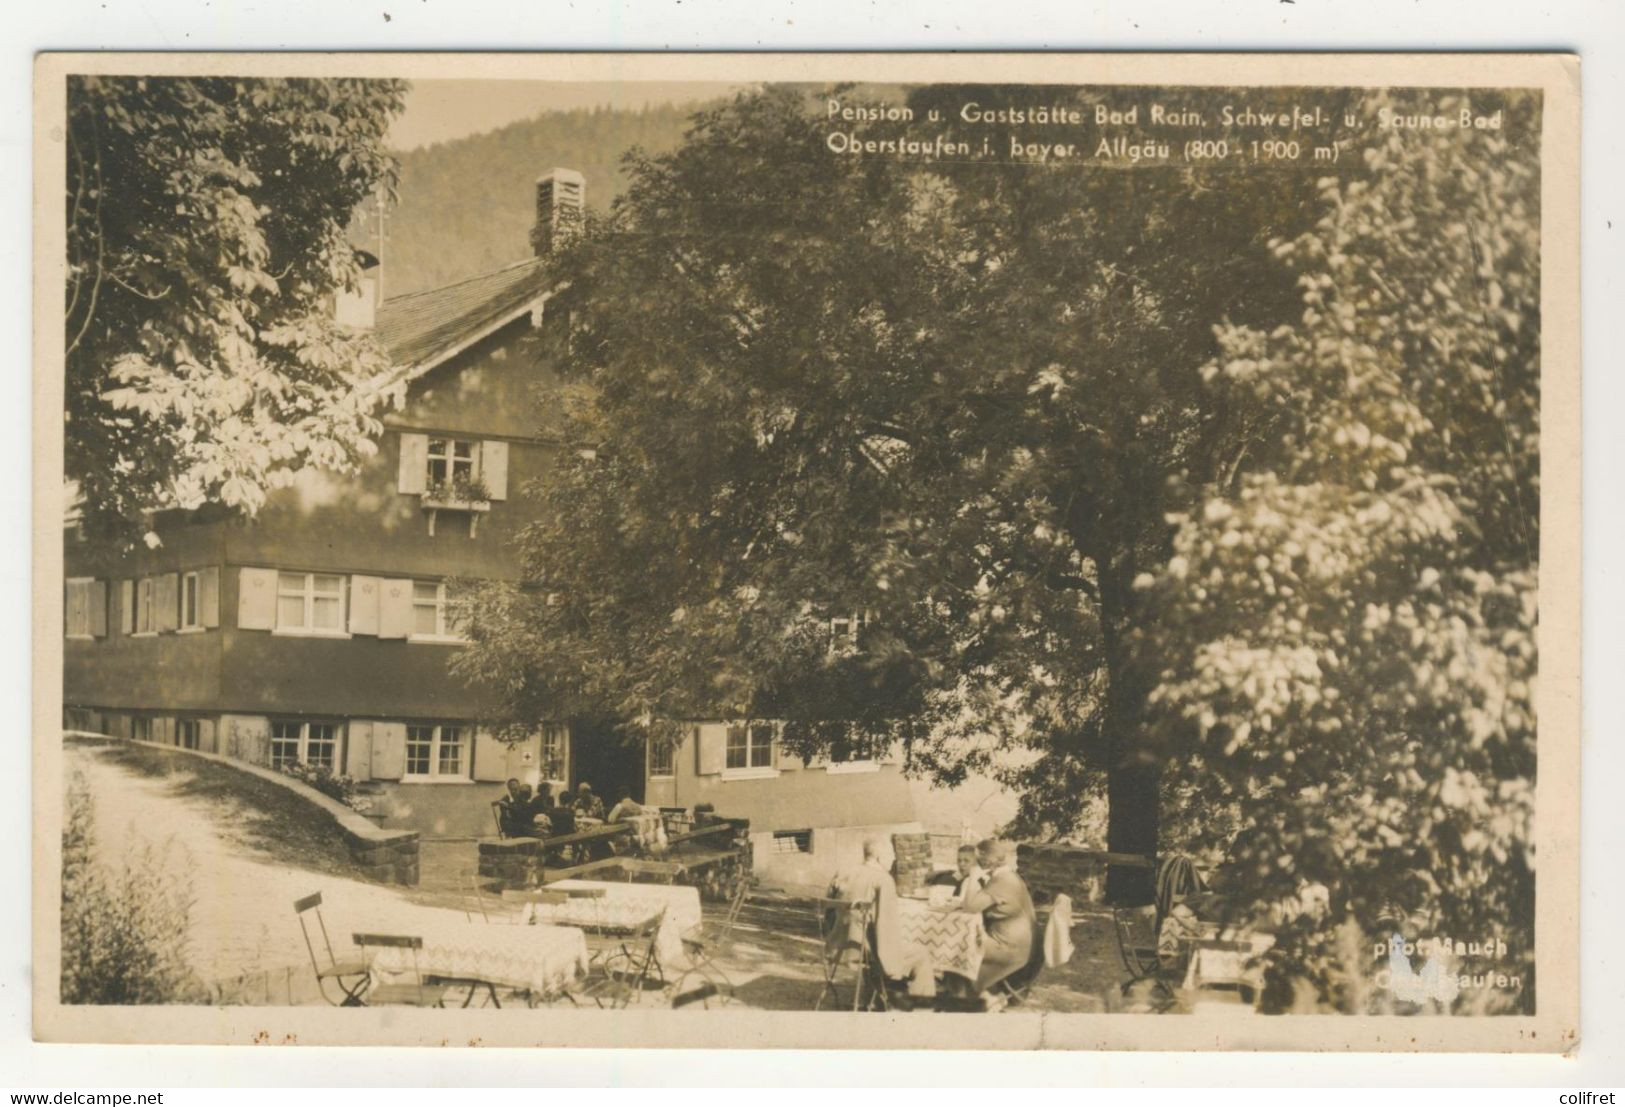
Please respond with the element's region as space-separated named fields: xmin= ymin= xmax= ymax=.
xmin=67 ymin=741 xmax=485 ymax=990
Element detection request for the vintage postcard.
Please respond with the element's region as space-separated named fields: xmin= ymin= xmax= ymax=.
xmin=32 ymin=52 xmax=1579 ymax=1051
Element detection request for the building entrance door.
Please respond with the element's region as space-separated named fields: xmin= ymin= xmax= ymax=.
xmin=567 ymin=717 xmax=645 ymax=808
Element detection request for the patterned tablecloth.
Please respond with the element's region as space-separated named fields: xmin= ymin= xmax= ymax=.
xmin=524 ymin=880 xmax=703 ymax=966
xmin=366 ymin=917 xmax=590 ymax=999
xmin=896 ymin=897 xmax=984 ymax=982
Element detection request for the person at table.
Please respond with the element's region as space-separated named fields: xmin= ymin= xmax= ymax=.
xmin=502 ymin=782 xmax=537 ymax=837
xmin=497 ymin=778 xmax=526 ymax=836
xmin=952 ymin=843 xmax=988 ymax=904
xmin=953 ymin=838 xmax=1036 ymax=997
xmin=573 ymin=781 xmax=606 ymax=820
xmin=827 ymin=839 xmax=936 ymax=1003
xmin=540 ymin=792 xmax=577 ymax=837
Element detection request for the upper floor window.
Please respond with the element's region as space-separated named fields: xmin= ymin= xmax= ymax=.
xmin=427 ymin=437 xmax=476 ymax=489
xmin=179 ymin=570 xmax=201 ymax=631
xmin=411 ymin=580 xmax=464 ymax=641
xmin=825 ymin=732 xmax=880 ymax=774
xmin=271 ymin=719 xmax=337 ymax=770
xmin=725 ymin=723 xmax=776 ymax=772
xmin=277 ymin=572 xmax=346 ymax=635
xmin=405 ymin=724 xmax=466 ymax=779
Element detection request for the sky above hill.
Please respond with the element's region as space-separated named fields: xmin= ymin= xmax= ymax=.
xmin=388 ymin=79 xmax=748 ymax=150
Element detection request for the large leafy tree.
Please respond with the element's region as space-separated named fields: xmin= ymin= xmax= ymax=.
xmin=1141 ymin=90 xmax=1540 ymax=1009
xmin=456 ymin=85 xmax=1322 ymax=895
xmin=66 ymin=76 xmax=409 ymax=536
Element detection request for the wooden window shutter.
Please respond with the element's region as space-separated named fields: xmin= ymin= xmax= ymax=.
xmin=227 ymin=716 xmax=271 ymax=765
xmin=349 ymin=575 xmax=382 ymax=635
xmin=199 ymin=567 xmax=220 ymax=628
xmin=472 ymin=728 xmax=512 ymax=783
xmin=397 ymin=432 xmax=428 ymax=494
xmin=119 ymin=580 xmax=135 ymax=635
xmin=481 ymin=440 xmax=509 ymax=500
xmin=88 ymin=580 xmax=108 ymax=637
xmin=155 ymin=573 xmax=180 ymax=632
xmin=696 ymin=724 xmax=726 ymax=775
xmin=377 ymin=579 xmax=413 ymax=639
xmin=371 ymin=721 xmax=407 ymax=780
xmin=237 ymin=567 xmax=278 ymax=630
xmin=778 ymin=742 xmax=805 ymax=772
xmin=198 ymin=718 xmax=217 ymax=755
xmin=345 ymin=720 xmax=374 ymax=779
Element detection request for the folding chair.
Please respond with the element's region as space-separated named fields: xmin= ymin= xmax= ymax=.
xmin=671 ymin=876 xmax=752 ymax=1008
xmin=579 ymin=907 xmax=668 ymax=1009
xmin=814 ymin=897 xmax=874 ymax=1012
xmin=1112 ymin=903 xmax=1160 ymax=985
xmin=999 ymin=894 xmax=1074 ymax=1008
xmin=293 ymin=892 xmax=370 ymax=1006
xmin=351 ymin=933 xmax=452 ymax=1007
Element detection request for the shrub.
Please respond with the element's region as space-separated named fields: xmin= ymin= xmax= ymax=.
xmin=60 ymin=770 xmax=206 ymax=1004
xmin=278 ymin=760 xmax=372 ymax=814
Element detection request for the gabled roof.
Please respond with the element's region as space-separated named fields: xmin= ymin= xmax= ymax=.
xmin=375 ymin=256 xmax=552 ymax=375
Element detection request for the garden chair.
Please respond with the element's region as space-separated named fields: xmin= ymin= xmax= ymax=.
xmin=1112 ymin=902 xmax=1160 ymax=985
xmin=998 ymin=894 xmax=1075 ymax=1008
xmin=490 ymin=800 xmax=509 ymax=839
xmin=293 ymin=891 xmax=370 ymax=1006
xmin=814 ymin=896 xmax=874 ymax=1012
xmin=351 ymin=933 xmax=452 ymax=1007
xmin=670 ymin=876 xmax=752 ymax=1008
xmin=579 ymin=907 xmax=668 ymax=1009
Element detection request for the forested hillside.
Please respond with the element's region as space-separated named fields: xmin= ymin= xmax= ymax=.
xmin=374 ymin=102 xmax=713 ymax=297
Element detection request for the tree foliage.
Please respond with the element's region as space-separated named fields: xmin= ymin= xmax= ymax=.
xmin=458 ymin=86 xmax=1542 ymax=974
xmin=1140 ymin=91 xmax=1540 ymax=1009
xmin=455 ymin=85 xmax=1321 ymax=880
xmin=66 ymin=76 xmax=408 ymax=536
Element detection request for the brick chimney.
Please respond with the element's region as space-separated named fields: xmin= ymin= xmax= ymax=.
xmin=334 ymin=248 xmax=380 ymax=330
xmin=532 ymin=168 xmax=586 ymax=255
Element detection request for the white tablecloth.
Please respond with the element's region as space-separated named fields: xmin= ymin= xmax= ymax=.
xmin=525 ymin=879 xmax=703 ymax=966
xmin=366 ymin=916 xmax=590 ymax=999
xmin=897 ymin=897 xmax=984 ymax=982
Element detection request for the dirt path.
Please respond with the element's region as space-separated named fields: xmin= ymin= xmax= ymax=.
xmin=67 ymin=741 xmax=487 ymax=989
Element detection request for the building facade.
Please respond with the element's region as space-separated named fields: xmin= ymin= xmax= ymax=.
xmin=62 ymin=169 xmax=920 ymax=863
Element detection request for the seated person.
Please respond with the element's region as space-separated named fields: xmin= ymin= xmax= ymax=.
xmin=573 ymin=782 xmax=606 ymax=820
xmin=496 ymin=778 xmax=525 ymax=836
xmin=827 ymin=839 xmax=936 ymax=1003
xmin=540 ymin=798 xmax=576 ymax=837
xmin=950 ymin=838 xmax=1036 ymax=998
xmin=951 ymin=843 xmax=988 ymax=904
xmin=501 ymin=783 xmax=535 ymax=837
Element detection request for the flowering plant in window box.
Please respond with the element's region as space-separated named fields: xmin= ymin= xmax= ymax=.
xmin=422 ymin=474 xmax=492 ymax=511
xmin=278 ymin=760 xmax=372 ymax=814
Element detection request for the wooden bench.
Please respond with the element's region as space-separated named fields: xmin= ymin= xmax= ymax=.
xmin=665 ymin=820 xmax=742 ymax=851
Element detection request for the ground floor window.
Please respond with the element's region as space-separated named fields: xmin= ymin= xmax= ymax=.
xmin=270 ymin=719 xmax=338 ymax=770
xmin=725 ymin=723 xmax=775 ymax=771
xmin=404 ymin=724 xmax=467 ymax=779
xmin=772 ymin=828 xmax=813 ymax=854
xmin=540 ymin=723 xmax=568 ymax=781
xmin=131 ymin=716 xmax=152 ymax=743
xmin=176 ymin=719 xmax=200 ymax=750
xmin=647 ymin=725 xmax=677 ymax=778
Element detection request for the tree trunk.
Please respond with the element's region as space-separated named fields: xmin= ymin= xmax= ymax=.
xmin=1106 ymin=762 xmax=1159 ymax=905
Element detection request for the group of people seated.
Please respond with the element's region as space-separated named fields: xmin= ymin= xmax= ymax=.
xmin=826 ymin=836 xmax=1038 ymax=1011
xmin=495 ymin=778 xmax=607 ymax=839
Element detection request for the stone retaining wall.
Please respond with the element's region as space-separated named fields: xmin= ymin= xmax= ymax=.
xmin=76 ymin=733 xmax=420 ymax=886
xmin=478 ymin=817 xmax=752 ymax=900
xmin=1018 ymin=842 xmax=1154 ymax=906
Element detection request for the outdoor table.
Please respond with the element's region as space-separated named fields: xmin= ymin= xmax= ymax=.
xmin=896 ymin=896 xmax=985 ymax=984
xmin=525 ymin=879 xmax=702 ymax=966
xmin=1180 ymin=927 xmax=1274 ymax=1010
xmin=365 ymin=916 xmax=590 ymax=1005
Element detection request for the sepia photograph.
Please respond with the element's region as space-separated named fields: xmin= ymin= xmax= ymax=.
xmin=31 ymin=52 xmax=1580 ymax=1053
